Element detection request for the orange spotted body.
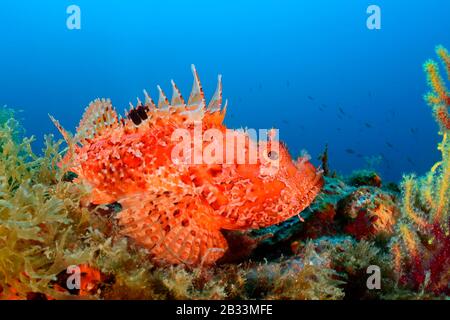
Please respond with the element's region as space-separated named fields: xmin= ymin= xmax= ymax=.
xmin=51 ymin=66 xmax=323 ymax=266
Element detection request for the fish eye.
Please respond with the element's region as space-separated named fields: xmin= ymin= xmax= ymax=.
xmin=267 ymin=151 xmax=279 ymax=160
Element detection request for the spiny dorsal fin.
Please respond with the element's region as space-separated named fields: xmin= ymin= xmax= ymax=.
xmin=76 ymin=98 xmax=119 ymax=142
xmin=126 ymin=103 xmax=150 ymax=126
xmin=157 ymin=85 xmax=170 ymax=109
xmin=49 ymin=114 xmax=73 ymax=146
xmin=220 ymin=99 xmax=228 ymax=120
xmin=207 ymin=74 xmax=223 ymax=112
xmin=133 ymin=66 xmax=226 ymax=126
xmin=143 ymin=89 xmax=156 ymax=109
xmin=170 ymin=80 xmax=185 ymax=106
xmin=203 ymin=98 xmax=228 ymax=126
xmin=187 ymin=64 xmax=206 ymax=110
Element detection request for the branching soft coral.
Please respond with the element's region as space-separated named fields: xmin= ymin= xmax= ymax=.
xmin=424 ymin=46 xmax=450 ymax=131
xmin=391 ymin=46 xmax=450 ymax=296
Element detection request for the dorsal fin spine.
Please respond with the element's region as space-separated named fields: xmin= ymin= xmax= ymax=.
xmin=143 ymin=89 xmax=157 ymax=108
xmin=207 ymin=74 xmax=223 ymax=112
xmin=157 ymin=85 xmax=170 ymax=109
xmin=188 ymin=64 xmax=206 ymax=109
xmin=170 ymin=79 xmax=185 ymax=106
xmin=75 ymin=98 xmax=119 ymax=142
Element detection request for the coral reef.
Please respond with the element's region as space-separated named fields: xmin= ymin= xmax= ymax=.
xmin=424 ymin=46 xmax=450 ymax=131
xmin=251 ymin=173 xmax=399 ymax=251
xmin=390 ymin=46 xmax=450 ymax=296
xmin=337 ymin=187 xmax=399 ymax=241
xmin=347 ymin=170 xmax=382 ymax=188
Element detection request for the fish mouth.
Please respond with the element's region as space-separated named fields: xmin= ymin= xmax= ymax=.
xmin=293 ymin=157 xmax=324 ymax=206
xmin=304 ymin=167 xmax=324 ymax=197
xmin=312 ymin=165 xmax=325 ymax=188
xmin=295 ymin=157 xmax=324 ymax=186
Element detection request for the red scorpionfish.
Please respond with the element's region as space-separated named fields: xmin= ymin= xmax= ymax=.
xmin=50 ymin=66 xmax=323 ymax=266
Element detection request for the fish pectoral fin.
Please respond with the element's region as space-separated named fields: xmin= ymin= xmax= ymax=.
xmin=117 ymin=194 xmax=228 ymax=266
xmin=90 ymin=188 xmax=117 ymax=205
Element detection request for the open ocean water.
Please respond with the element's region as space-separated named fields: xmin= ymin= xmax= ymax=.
xmin=0 ymin=0 xmax=449 ymax=182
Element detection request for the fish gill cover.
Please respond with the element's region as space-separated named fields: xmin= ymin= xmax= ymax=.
xmin=0 ymin=1 xmax=449 ymax=301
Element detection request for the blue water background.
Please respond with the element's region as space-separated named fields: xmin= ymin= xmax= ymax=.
xmin=0 ymin=0 xmax=449 ymax=182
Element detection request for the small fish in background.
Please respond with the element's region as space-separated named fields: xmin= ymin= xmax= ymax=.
xmin=345 ymin=148 xmax=356 ymax=155
xmin=386 ymin=141 xmax=394 ymax=148
xmin=282 ymin=119 xmax=289 ymax=125
xmin=380 ymin=153 xmax=391 ymax=169
xmin=337 ymin=113 xmax=343 ymax=120
xmin=321 ymin=103 xmax=328 ymax=109
xmin=364 ymin=154 xmax=383 ymax=170
xmin=410 ymin=127 xmax=418 ymax=135
xmin=338 ymin=106 xmax=346 ymax=116
xmin=307 ymin=95 xmax=315 ymax=101
xmin=356 ymin=153 xmax=364 ymax=158
xmin=364 ymin=122 xmax=373 ymax=128
xmin=336 ymin=127 xmax=342 ymax=132
xmin=407 ymin=156 xmax=416 ymax=166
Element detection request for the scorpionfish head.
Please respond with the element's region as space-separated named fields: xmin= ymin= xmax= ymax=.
xmin=220 ymin=134 xmax=324 ymax=230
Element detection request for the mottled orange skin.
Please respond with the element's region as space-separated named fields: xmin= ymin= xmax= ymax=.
xmin=55 ymin=73 xmax=323 ymax=266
